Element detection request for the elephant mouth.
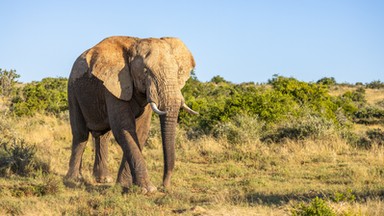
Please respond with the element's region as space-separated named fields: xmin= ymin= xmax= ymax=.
xmin=149 ymin=101 xmax=198 ymax=116
xmin=146 ymin=75 xmax=198 ymax=116
xmin=150 ymin=102 xmax=167 ymax=115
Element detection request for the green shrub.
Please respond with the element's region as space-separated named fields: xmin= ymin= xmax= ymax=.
xmin=261 ymin=112 xmax=335 ymax=143
xmin=210 ymin=75 xmax=231 ymax=84
xmin=354 ymin=106 xmax=384 ymax=124
xmin=317 ymin=77 xmax=337 ymax=86
xmin=181 ymin=79 xmax=298 ymax=138
xmin=292 ymin=197 xmax=336 ymax=216
xmin=346 ymin=87 xmax=366 ymax=103
xmin=366 ymin=128 xmax=384 ymax=146
xmin=269 ymin=75 xmax=338 ymax=122
xmin=0 ymin=139 xmax=49 ymax=177
xmin=11 ymin=77 xmax=68 ymax=116
xmin=213 ymin=114 xmax=264 ymax=144
xmin=9 ymin=174 xmax=62 ymax=197
xmin=341 ymin=129 xmax=384 ymax=149
xmin=0 ymin=68 xmax=20 ymax=97
xmin=366 ymin=80 xmax=384 ymax=89
xmin=181 ymin=75 xmax=352 ymax=139
xmin=335 ymin=87 xmax=367 ymax=118
xmin=36 ymin=174 xmax=63 ymax=196
xmin=332 ymin=189 xmax=356 ymax=203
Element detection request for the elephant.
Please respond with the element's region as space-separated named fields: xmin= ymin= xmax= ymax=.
xmin=65 ymin=36 xmax=198 ymax=193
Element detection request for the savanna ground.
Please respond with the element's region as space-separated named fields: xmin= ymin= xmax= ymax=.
xmin=1 ymin=77 xmax=384 ymax=215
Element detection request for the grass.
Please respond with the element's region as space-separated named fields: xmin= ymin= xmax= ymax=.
xmin=1 ymin=115 xmax=384 ymax=215
xmin=1 ymin=87 xmax=384 ymax=215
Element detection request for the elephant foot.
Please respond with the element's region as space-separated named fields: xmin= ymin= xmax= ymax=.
xmin=121 ymin=179 xmax=157 ymax=194
xmin=95 ymin=176 xmax=114 ymax=184
xmin=65 ymin=172 xmax=84 ymax=181
xmin=141 ymin=183 xmax=157 ymax=194
xmin=136 ymin=178 xmax=157 ymax=194
xmin=64 ymin=173 xmax=84 ymax=188
xmin=122 ymin=184 xmax=157 ymax=194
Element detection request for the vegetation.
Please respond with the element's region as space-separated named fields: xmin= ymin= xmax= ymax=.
xmin=0 ymin=69 xmax=20 ymax=97
xmin=0 ymin=70 xmax=384 ymax=215
xmin=366 ymin=80 xmax=384 ymax=89
xmin=10 ymin=77 xmax=68 ymax=116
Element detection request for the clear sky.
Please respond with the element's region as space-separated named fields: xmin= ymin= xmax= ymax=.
xmin=1 ymin=0 xmax=383 ymax=83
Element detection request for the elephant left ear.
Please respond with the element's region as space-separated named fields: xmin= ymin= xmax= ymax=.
xmin=161 ymin=37 xmax=195 ymax=88
xmin=86 ymin=37 xmax=134 ymax=101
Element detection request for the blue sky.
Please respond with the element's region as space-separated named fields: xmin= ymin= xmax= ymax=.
xmin=1 ymin=0 xmax=383 ymax=83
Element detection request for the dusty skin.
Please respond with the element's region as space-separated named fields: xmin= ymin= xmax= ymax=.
xmin=65 ymin=36 xmax=197 ymax=193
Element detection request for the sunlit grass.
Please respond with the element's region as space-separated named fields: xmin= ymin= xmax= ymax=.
xmin=1 ymin=111 xmax=384 ymax=214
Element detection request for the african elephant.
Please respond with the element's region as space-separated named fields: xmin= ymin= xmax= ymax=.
xmin=65 ymin=36 xmax=197 ymax=193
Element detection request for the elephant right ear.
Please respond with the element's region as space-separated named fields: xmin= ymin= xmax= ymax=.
xmin=85 ymin=42 xmax=134 ymax=101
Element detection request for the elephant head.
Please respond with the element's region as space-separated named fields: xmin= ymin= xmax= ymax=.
xmin=88 ymin=36 xmax=197 ymax=187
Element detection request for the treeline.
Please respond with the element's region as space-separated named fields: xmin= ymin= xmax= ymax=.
xmin=1 ymin=69 xmax=384 ymax=146
xmin=180 ymin=74 xmax=384 ymax=145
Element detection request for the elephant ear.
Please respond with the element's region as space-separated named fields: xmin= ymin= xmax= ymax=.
xmin=85 ymin=37 xmax=135 ymax=101
xmin=161 ymin=37 xmax=195 ymax=89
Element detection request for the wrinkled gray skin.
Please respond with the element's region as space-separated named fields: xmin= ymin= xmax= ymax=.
xmin=65 ymin=36 xmax=196 ymax=193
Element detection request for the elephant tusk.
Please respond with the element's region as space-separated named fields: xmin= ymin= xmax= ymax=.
xmin=150 ymin=102 xmax=167 ymax=115
xmin=181 ymin=103 xmax=199 ymax=115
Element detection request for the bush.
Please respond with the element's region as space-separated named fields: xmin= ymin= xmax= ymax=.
xmin=366 ymin=128 xmax=384 ymax=146
xmin=11 ymin=77 xmax=68 ymax=116
xmin=332 ymin=189 xmax=356 ymax=203
xmin=268 ymin=75 xmax=338 ymax=122
xmin=10 ymin=174 xmax=62 ymax=197
xmin=317 ymin=77 xmax=337 ymax=86
xmin=0 ymin=139 xmax=49 ymax=177
xmin=0 ymin=68 xmax=20 ymax=97
xmin=341 ymin=129 xmax=384 ymax=149
xmin=292 ymin=197 xmax=336 ymax=216
xmin=180 ymin=78 xmax=298 ymax=138
xmin=354 ymin=106 xmax=384 ymax=124
xmin=335 ymin=87 xmax=367 ymax=118
xmin=261 ymin=112 xmax=336 ymax=143
xmin=213 ymin=114 xmax=264 ymax=144
xmin=210 ymin=75 xmax=231 ymax=84
xmin=366 ymin=80 xmax=384 ymax=89
xmin=181 ymin=75 xmax=352 ymax=139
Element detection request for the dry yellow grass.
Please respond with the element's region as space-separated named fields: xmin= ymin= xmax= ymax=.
xmin=365 ymin=88 xmax=384 ymax=105
xmin=1 ymin=88 xmax=384 ymax=215
xmin=329 ymin=85 xmax=384 ymax=107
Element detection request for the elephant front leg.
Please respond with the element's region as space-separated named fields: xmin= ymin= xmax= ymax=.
xmin=116 ymin=152 xmax=133 ymax=189
xmin=116 ymin=105 xmax=152 ymax=188
xmin=93 ymin=132 xmax=113 ymax=183
xmin=113 ymin=129 xmax=157 ymax=194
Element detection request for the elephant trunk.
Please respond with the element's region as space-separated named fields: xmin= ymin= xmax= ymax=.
xmin=160 ymin=111 xmax=178 ymax=188
xmin=147 ymin=77 xmax=181 ymax=187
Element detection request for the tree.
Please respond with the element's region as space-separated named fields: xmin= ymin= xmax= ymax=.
xmin=0 ymin=69 xmax=20 ymax=97
xmin=11 ymin=77 xmax=68 ymax=116
xmin=210 ymin=75 xmax=229 ymax=84
xmin=317 ymin=77 xmax=337 ymax=86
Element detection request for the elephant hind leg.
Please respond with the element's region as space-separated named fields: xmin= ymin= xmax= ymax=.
xmin=66 ymin=89 xmax=90 ymax=181
xmin=66 ymin=137 xmax=88 ymax=181
xmin=66 ymin=124 xmax=89 ymax=181
xmin=93 ymin=131 xmax=113 ymax=183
